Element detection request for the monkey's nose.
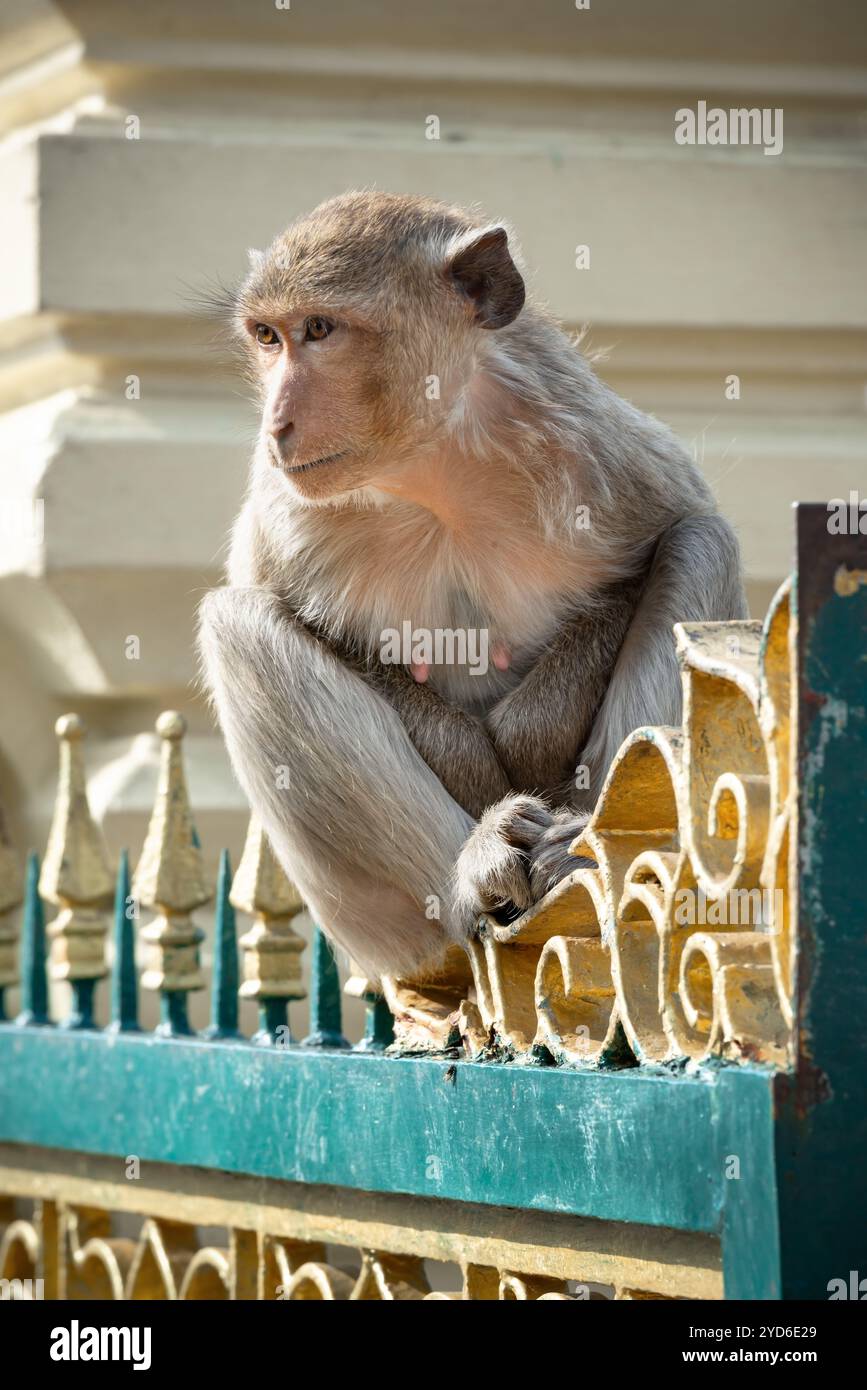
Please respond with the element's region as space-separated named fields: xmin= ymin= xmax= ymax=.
xmin=267 ymin=423 xmax=294 ymax=463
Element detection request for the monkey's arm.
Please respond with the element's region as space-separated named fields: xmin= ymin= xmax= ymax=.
xmin=485 ymin=573 xmax=644 ymax=798
xmin=455 ymin=514 xmax=747 ymax=928
xmin=350 ymin=653 xmax=513 ymax=819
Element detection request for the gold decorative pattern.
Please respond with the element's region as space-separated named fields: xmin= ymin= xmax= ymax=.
xmin=381 ymin=945 xmax=474 ymax=1053
xmin=0 ymin=1202 xmax=696 ymax=1300
xmin=390 ymin=579 xmax=796 ymax=1067
xmin=231 ymin=815 xmax=306 ymax=1014
xmin=0 ymin=1147 xmax=719 ymax=1299
xmin=39 ymin=715 xmax=113 ymax=987
xmin=133 ymin=711 xmax=210 ymax=998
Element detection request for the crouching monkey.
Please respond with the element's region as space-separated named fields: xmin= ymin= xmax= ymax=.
xmin=199 ymin=191 xmax=746 ymax=981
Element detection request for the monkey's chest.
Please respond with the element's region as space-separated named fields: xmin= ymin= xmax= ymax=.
xmin=350 ymin=564 xmax=567 ymax=712
xmin=290 ymin=505 xmax=580 ymax=711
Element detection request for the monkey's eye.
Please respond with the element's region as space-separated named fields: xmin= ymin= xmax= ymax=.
xmin=255 ymin=324 xmax=280 ymax=347
xmin=303 ymin=316 xmax=335 ymax=341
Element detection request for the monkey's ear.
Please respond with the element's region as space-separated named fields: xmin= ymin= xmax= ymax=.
xmin=446 ymin=226 xmax=525 ymax=330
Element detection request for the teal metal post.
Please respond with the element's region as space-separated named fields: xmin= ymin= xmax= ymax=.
xmin=355 ymin=990 xmax=394 ymax=1052
xmin=204 ymin=850 xmax=241 ymax=1041
xmin=773 ymin=502 xmax=867 ymax=1297
xmin=108 ymin=851 xmax=139 ymax=1034
xmin=15 ymin=854 xmax=51 ymax=1028
xmin=302 ymin=927 xmax=349 ymax=1048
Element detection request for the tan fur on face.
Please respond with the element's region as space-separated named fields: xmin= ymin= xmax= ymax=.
xmin=235 ymin=192 xmax=516 ymax=505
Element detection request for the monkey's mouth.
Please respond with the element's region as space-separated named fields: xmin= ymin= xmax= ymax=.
xmin=282 ymin=451 xmax=349 ymax=475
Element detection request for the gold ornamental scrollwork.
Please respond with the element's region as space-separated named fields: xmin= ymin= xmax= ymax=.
xmin=393 ymin=579 xmax=797 ymax=1067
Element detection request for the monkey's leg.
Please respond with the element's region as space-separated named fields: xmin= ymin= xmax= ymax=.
xmin=350 ymin=657 xmax=513 ymax=819
xmin=579 ymin=512 xmax=747 ymax=793
xmin=484 ymin=573 xmax=643 ymax=795
xmin=199 ymin=587 xmax=474 ymax=980
xmin=452 ymin=574 xmax=640 ymax=928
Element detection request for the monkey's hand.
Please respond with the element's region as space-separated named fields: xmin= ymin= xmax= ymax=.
xmin=452 ymin=793 xmax=553 ymax=933
xmin=359 ymin=660 xmax=513 ymax=820
xmin=453 ymin=796 xmax=593 ymax=937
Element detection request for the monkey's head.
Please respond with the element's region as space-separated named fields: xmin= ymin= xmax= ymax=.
xmin=234 ymin=191 xmax=526 ymax=502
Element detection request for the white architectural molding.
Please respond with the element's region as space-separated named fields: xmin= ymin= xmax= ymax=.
xmin=0 ymin=0 xmax=864 ymax=872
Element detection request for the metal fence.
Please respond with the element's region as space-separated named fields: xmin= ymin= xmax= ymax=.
xmin=0 ymin=504 xmax=864 ymax=1300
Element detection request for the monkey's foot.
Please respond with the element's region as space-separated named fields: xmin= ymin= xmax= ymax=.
xmin=528 ymin=810 xmax=593 ymax=898
xmin=452 ymin=794 xmax=554 ymax=935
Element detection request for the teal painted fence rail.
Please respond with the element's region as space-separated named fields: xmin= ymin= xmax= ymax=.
xmin=0 ymin=504 xmax=865 ymax=1300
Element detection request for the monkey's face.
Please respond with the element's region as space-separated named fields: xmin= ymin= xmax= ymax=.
xmin=235 ymin=192 xmax=526 ymax=502
xmin=239 ymin=305 xmax=391 ymax=501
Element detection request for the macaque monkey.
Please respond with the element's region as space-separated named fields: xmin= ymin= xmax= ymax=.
xmin=199 ymin=191 xmax=746 ymax=981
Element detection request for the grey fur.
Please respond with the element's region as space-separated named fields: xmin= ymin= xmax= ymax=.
xmin=198 ymin=192 xmax=747 ymax=980
xmin=199 ymin=587 xmax=472 ymax=979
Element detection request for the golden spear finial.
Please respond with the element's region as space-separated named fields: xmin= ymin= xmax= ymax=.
xmin=40 ymin=714 xmax=113 ymax=1028
xmin=133 ymin=710 xmax=210 ymax=1035
xmin=230 ymin=815 xmax=306 ymax=1044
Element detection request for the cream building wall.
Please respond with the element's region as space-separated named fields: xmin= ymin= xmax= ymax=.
xmin=0 ymin=0 xmax=865 ymax=1024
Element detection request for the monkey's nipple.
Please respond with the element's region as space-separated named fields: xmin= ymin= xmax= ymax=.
xmin=491 ymin=643 xmax=512 ymax=672
xmin=410 ymin=661 xmax=430 ymax=683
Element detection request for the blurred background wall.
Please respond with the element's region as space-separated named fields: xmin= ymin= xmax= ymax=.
xmin=0 ymin=0 xmax=865 ymax=1024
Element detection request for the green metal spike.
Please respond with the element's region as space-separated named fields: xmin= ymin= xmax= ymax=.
xmin=353 ymin=990 xmax=394 ymax=1052
xmin=108 ymin=850 xmax=140 ymax=1034
xmin=302 ymin=926 xmax=349 ymax=1049
xmin=15 ymin=853 xmax=51 ymax=1027
xmin=204 ymin=850 xmax=241 ymax=1041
